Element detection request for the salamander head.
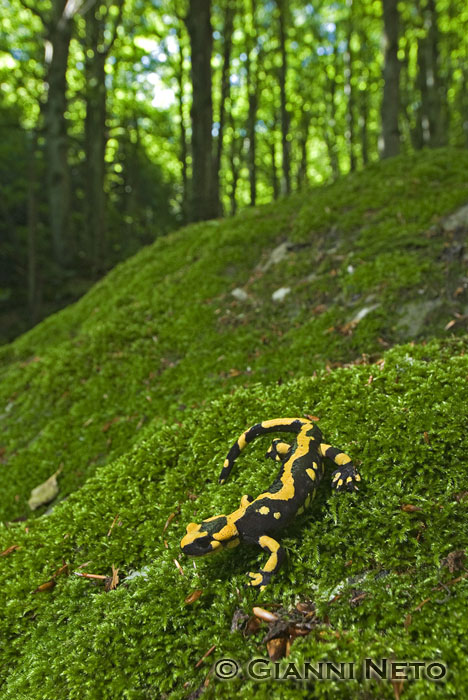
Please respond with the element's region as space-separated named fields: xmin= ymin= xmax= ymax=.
xmin=181 ymin=515 xmax=239 ymax=556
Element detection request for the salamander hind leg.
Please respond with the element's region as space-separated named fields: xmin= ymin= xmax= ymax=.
xmin=245 ymin=535 xmax=286 ymax=590
xmin=240 ymin=494 xmax=254 ymax=509
xmin=265 ymin=439 xmax=292 ymax=462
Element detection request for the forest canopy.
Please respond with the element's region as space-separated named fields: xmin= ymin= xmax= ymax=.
xmin=1 ymin=0 xmax=467 ymax=342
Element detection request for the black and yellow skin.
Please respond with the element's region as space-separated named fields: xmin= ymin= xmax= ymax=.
xmin=181 ymin=418 xmax=361 ymax=590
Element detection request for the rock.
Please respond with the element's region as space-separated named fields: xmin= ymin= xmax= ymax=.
xmin=272 ymin=287 xmax=291 ymax=302
xmin=395 ymin=299 xmax=442 ymax=338
xmin=442 ymin=203 xmax=468 ymax=232
xmin=231 ymin=288 xmax=249 ymax=302
xmin=351 ymin=304 xmax=380 ymax=324
xmin=259 ymin=241 xmax=291 ymax=272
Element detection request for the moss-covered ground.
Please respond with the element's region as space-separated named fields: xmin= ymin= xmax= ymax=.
xmin=1 ymin=148 xmax=468 ymax=698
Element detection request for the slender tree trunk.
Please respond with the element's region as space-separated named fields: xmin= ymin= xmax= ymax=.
xmin=270 ymin=122 xmax=280 ymax=200
xmin=380 ymin=0 xmax=401 ymax=158
xmin=45 ymin=0 xmax=73 ymax=266
xmin=325 ymin=74 xmax=340 ymax=179
xmin=245 ymin=0 xmax=258 ymax=206
xmin=228 ymin=111 xmax=242 ymax=216
xmin=415 ymin=0 xmax=446 ymax=148
xmin=84 ymin=0 xmax=123 ymax=274
xmin=27 ymin=130 xmax=39 ymax=325
xmin=246 ymin=70 xmax=258 ymax=206
xmin=186 ymin=0 xmax=217 ymax=221
xmin=176 ymin=30 xmax=188 ymax=222
xmin=414 ymin=33 xmax=428 ymax=149
xmin=344 ymin=18 xmax=356 ymax=171
xmin=214 ymin=0 xmax=235 ymax=216
xmin=85 ymin=30 xmax=107 ymax=273
xmin=277 ymin=0 xmax=290 ymax=194
xmin=295 ymin=113 xmax=310 ymax=189
xmin=359 ymin=86 xmax=369 ymax=166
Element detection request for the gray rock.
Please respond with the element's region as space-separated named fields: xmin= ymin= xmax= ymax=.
xmin=272 ymin=287 xmax=291 ymax=302
xmin=442 ymin=203 xmax=468 ymax=232
xmin=231 ymin=287 xmax=249 ymax=302
xmin=259 ymin=241 xmax=291 ymax=272
xmin=395 ymin=299 xmax=442 ymax=338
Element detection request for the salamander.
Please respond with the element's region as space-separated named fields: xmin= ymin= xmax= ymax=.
xmin=180 ymin=417 xmax=360 ymax=590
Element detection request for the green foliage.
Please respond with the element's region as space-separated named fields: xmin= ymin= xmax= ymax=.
xmin=1 ymin=148 xmax=468 ymax=697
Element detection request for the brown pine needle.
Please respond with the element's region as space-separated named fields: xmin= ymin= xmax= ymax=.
xmin=107 ymin=513 xmax=120 ymax=537
xmin=195 ymin=644 xmax=216 ymax=668
xmin=74 ymin=572 xmax=107 ymax=580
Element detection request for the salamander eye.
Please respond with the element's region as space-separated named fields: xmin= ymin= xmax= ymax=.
xmin=186 ymin=522 xmax=200 ymax=534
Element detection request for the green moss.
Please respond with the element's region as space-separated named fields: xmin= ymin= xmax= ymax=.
xmin=1 ymin=148 xmax=468 ymax=698
xmin=1 ymin=339 xmax=468 ymax=698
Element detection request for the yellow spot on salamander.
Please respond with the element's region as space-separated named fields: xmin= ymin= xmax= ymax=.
xmin=259 ymin=536 xmax=280 ymax=551
xmin=258 ymin=506 xmax=270 ymax=515
xmin=337 ymin=479 xmax=343 ymax=487
xmin=274 ymin=512 xmax=281 ymax=519
xmin=263 ymin=554 xmax=278 ymax=573
xmin=306 ymin=468 xmax=316 ymax=481
xmin=238 ymin=433 xmax=247 ymax=450
xmin=223 ymin=459 xmax=229 ymax=468
xmin=335 ymin=453 xmax=352 ymax=465
xmin=355 ymin=474 xmax=361 ymax=481
xmin=346 ymin=476 xmax=353 ymax=483
xmin=332 ymin=473 xmax=340 ymax=482
xmin=248 ymin=572 xmax=263 ymax=587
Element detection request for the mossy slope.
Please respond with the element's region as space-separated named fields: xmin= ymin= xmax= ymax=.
xmin=1 ymin=148 xmax=468 ymax=699
xmin=1 ymin=148 xmax=467 ymax=525
xmin=1 ymin=339 xmax=468 ymax=699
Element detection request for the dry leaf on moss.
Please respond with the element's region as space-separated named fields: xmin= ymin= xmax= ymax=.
xmin=27 ymin=466 xmax=63 ymax=510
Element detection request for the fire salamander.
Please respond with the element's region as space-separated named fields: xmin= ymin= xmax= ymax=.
xmin=180 ymin=417 xmax=360 ymax=590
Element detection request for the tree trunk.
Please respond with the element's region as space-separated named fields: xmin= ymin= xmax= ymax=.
xmin=85 ymin=26 xmax=107 ymax=274
xmin=415 ymin=0 xmax=446 ymax=148
xmin=295 ymin=112 xmax=310 ymax=189
xmin=270 ymin=120 xmax=280 ymax=200
xmin=214 ymin=0 xmax=235 ymax=216
xmin=45 ymin=0 xmax=73 ymax=266
xmin=84 ymin=0 xmax=123 ymax=274
xmin=344 ymin=17 xmax=356 ymax=171
xmin=380 ymin=0 xmax=401 ymax=158
xmin=325 ymin=73 xmax=340 ymax=180
xmin=27 ymin=130 xmax=39 ymax=325
xmin=245 ymin=0 xmax=258 ymax=206
xmin=277 ymin=0 xmax=290 ymax=194
xmin=176 ymin=32 xmax=188 ymax=222
xmin=246 ymin=68 xmax=258 ymax=206
xmin=228 ymin=111 xmax=242 ymax=216
xmin=186 ymin=0 xmax=217 ymax=221
xmin=359 ymin=86 xmax=369 ymax=166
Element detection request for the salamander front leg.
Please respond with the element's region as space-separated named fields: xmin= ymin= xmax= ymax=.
xmin=245 ymin=535 xmax=286 ymax=590
xmin=319 ymin=443 xmax=361 ymax=492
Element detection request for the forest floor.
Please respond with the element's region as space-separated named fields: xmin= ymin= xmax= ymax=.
xmin=1 ymin=148 xmax=468 ymax=699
